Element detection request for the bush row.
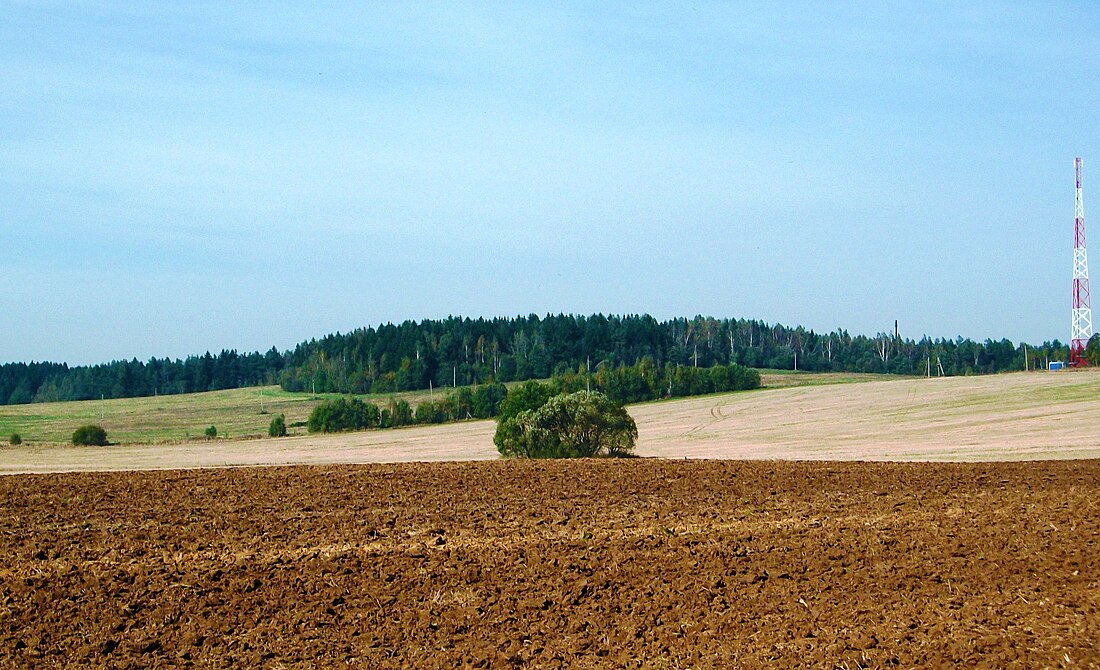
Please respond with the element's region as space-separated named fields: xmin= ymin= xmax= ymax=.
xmin=306 ymin=383 xmax=507 ymax=433
xmin=551 ymin=360 xmax=760 ymax=404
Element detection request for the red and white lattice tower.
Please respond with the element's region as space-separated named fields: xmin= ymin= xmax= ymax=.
xmin=1071 ymin=156 xmax=1092 ymax=366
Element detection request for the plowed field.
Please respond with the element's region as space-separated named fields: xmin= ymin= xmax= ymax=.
xmin=1 ymin=459 xmax=1097 ymax=668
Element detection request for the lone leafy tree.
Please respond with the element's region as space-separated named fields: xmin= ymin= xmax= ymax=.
xmin=495 ymin=391 xmax=637 ymax=459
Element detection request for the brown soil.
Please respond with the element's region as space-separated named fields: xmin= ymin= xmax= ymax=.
xmin=1 ymin=459 xmax=1097 ymax=668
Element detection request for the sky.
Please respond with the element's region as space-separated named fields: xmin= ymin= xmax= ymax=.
xmin=3 ymin=2 xmax=1099 ymax=365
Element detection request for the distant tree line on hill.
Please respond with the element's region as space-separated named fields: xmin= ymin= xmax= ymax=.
xmin=0 ymin=349 xmax=284 ymax=406
xmin=275 ymin=314 xmax=1073 ymax=394
xmin=0 ymin=314 xmax=1082 ymax=406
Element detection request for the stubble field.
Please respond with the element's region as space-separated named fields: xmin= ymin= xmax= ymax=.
xmin=1 ymin=458 xmax=1097 ymax=668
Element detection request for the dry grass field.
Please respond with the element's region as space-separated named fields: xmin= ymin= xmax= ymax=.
xmin=0 ymin=385 xmax=448 ymax=446
xmin=0 ymin=370 xmax=863 ymax=448
xmin=633 ymin=367 xmax=1100 ymax=461
xmin=2 ymin=369 xmax=1098 ymax=473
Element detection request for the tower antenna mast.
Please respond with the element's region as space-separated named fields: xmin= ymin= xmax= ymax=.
xmin=1071 ymin=157 xmax=1092 ymax=366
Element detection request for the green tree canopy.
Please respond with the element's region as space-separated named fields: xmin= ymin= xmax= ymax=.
xmin=388 ymin=399 xmax=414 ymax=426
xmin=1085 ymin=333 xmax=1100 ymax=366
xmin=72 ymin=424 xmax=108 ymax=446
xmin=268 ymin=413 xmax=287 ymax=437
xmin=495 ymin=391 xmax=637 ymax=459
xmin=307 ymin=397 xmax=381 ymax=433
xmin=471 ymin=382 xmax=508 ymax=418
xmin=497 ymin=381 xmax=556 ymax=422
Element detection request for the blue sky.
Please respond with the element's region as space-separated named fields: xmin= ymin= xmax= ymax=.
xmin=3 ymin=2 xmax=1098 ymax=364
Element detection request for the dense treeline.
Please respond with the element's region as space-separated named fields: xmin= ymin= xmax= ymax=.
xmin=0 ymin=350 xmax=285 ymax=406
xmin=551 ymin=361 xmax=760 ymax=404
xmin=0 ymin=314 xmax=1075 ymax=406
xmin=277 ymin=314 xmax=1069 ymax=394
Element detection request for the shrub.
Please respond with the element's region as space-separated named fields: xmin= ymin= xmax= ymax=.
xmin=204 ymin=425 xmax=218 ymax=439
xmin=307 ymin=397 xmax=381 ymax=433
xmin=9 ymin=433 xmax=22 ymax=446
xmin=413 ymin=399 xmax=448 ymax=424
xmin=471 ymin=382 xmax=508 ymax=418
xmin=389 ymin=399 xmax=413 ymax=426
xmin=495 ymin=391 xmax=637 ymax=459
xmin=453 ymin=387 xmax=475 ymax=420
xmin=268 ymin=414 xmax=287 ymax=437
xmin=72 ymin=425 xmax=109 ymax=446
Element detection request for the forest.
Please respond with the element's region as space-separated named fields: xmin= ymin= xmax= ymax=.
xmin=0 ymin=313 xmax=1075 ymax=406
